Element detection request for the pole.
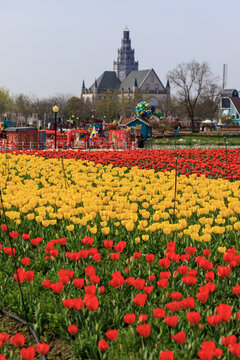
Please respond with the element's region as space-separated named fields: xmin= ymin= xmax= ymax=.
xmin=55 ymin=112 xmax=57 ymax=149
xmin=173 ymin=156 xmax=178 ymax=222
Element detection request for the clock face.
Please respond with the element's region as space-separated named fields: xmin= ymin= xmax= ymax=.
xmin=120 ymin=71 xmax=124 ymax=76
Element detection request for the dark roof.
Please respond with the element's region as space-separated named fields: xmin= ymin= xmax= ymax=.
xmin=120 ymin=70 xmax=150 ymax=91
xmin=3 ymin=127 xmax=37 ymax=132
xmin=89 ymin=71 xmax=121 ymax=92
xmin=221 ymin=89 xmax=239 ymax=97
xmin=231 ymin=97 xmax=240 ymax=114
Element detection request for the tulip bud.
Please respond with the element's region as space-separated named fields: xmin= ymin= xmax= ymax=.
xmin=173 ymin=270 xmax=178 ymax=278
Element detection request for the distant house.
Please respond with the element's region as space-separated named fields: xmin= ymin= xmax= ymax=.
xmin=119 ymin=117 xmax=152 ymax=139
xmin=220 ymin=89 xmax=240 ymax=125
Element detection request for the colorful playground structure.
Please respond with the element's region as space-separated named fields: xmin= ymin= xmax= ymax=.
xmin=0 ymin=126 xmax=140 ymax=151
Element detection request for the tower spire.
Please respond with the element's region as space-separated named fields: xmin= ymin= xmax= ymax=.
xmin=82 ymin=80 xmax=86 ymax=94
xmin=113 ymin=28 xmax=138 ymax=82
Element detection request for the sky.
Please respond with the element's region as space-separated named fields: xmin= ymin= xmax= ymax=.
xmin=1 ymin=0 xmax=240 ymax=99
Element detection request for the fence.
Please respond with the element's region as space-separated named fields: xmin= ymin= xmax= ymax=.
xmin=0 ymin=139 xmax=138 ymax=151
xmin=145 ymin=133 xmax=240 ymax=150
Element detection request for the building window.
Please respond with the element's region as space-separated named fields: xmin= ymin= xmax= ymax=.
xmin=236 ymin=113 xmax=239 ymax=119
xmin=221 ymin=98 xmax=230 ymax=109
xmin=150 ymin=75 xmax=154 ymax=82
xmin=155 ymin=84 xmax=159 ymax=90
xmin=145 ymin=83 xmax=149 ymax=90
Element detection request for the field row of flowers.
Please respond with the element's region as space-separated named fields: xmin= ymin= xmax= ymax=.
xmin=0 ymin=150 xmax=240 ymax=359
xmin=14 ymin=148 xmax=240 ymax=180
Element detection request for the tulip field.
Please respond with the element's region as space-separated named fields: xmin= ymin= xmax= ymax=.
xmin=0 ymin=148 xmax=240 ymax=360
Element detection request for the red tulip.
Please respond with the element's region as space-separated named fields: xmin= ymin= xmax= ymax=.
xmin=157 ymin=279 xmax=168 ymax=288
xmin=233 ymin=285 xmax=240 ymax=295
xmin=138 ymin=314 xmax=148 ymax=322
xmin=9 ymin=231 xmax=18 ymax=239
xmin=171 ymin=331 xmax=186 ymax=344
xmin=222 ymin=335 xmax=237 ymax=347
xmin=185 ymin=246 xmax=196 ymax=255
xmin=145 ymin=254 xmax=155 ymax=263
xmin=20 ymin=346 xmax=35 ymax=360
xmin=62 ymin=298 xmax=74 ymax=308
xmin=159 ymin=271 xmax=171 ymax=279
xmin=104 ymin=240 xmax=113 ymax=248
xmin=42 ymin=279 xmax=51 ymax=288
xmin=133 ymin=293 xmax=147 ymax=307
xmin=123 ymin=313 xmax=136 ymax=324
xmin=98 ymin=339 xmax=109 ymax=352
xmin=84 ymin=295 xmax=99 ymax=311
xmin=36 ymin=343 xmax=50 ymax=354
xmin=21 ymin=258 xmax=30 ymax=266
xmin=11 ymin=333 xmax=25 ymax=347
xmin=24 ymin=271 xmax=34 ymax=282
xmin=50 ymin=282 xmax=63 ymax=294
xmin=170 ymin=292 xmax=182 ymax=300
xmin=164 ymin=316 xmax=178 ymax=327
xmin=73 ymin=298 xmax=84 ymax=310
xmin=136 ymin=324 xmax=151 ymax=337
xmin=207 ymin=315 xmax=222 ymax=326
xmin=182 ymin=276 xmax=197 ymax=285
xmin=105 ymin=329 xmax=118 ymax=341
xmin=68 ymin=325 xmax=78 ymax=335
xmin=229 ymin=343 xmax=240 ymax=357
xmin=81 ymin=236 xmax=94 ymax=245
xmin=110 ymin=253 xmax=120 ymax=261
xmin=186 ymin=311 xmax=201 ymax=324
xmin=73 ymin=278 xmax=84 ymax=289
xmin=0 ymin=333 xmax=9 ymax=343
xmin=217 ymin=266 xmax=231 ymax=278
xmin=159 ymin=258 xmax=170 ymax=268
xmin=133 ymin=279 xmax=145 ymax=290
xmin=159 ymin=350 xmax=174 ymax=360
xmin=153 ymin=308 xmax=165 ymax=319
xmin=0 ymin=224 xmax=8 ymax=231
xmin=3 ymin=247 xmax=16 ymax=256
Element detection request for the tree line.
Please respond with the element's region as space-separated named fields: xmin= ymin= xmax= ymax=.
xmin=0 ymin=61 xmax=222 ymax=128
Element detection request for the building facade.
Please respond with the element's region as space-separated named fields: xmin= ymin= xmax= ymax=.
xmin=82 ymin=28 xmax=170 ymax=107
xmin=220 ymin=89 xmax=240 ymax=125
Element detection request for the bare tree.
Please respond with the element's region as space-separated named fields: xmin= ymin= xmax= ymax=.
xmin=13 ymin=94 xmax=32 ymax=119
xmin=168 ymin=60 xmax=220 ymax=131
xmin=196 ymin=83 xmax=221 ymax=120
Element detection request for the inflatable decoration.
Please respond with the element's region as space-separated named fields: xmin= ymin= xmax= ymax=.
xmin=135 ymin=101 xmax=153 ymax=119
xmin=89 ymin=126 xmax=97 ymax=141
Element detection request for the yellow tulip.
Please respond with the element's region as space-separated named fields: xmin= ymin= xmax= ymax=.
xmin=125 ymin=221 xmax=134 ymax=232
xmin=66 ymin=224 xmax=74 ymax=232
xmin=218 ymin=246 xmax=227 ymax=254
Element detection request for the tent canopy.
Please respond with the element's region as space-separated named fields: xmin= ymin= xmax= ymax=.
xmin=202 ymin=119 xmax=212 ymax=124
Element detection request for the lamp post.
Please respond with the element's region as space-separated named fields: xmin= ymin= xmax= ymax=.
xmin=53 ymin=106 xmax=59 ymax=149
xmin=71 ymin=115 xmax=75 ymax=129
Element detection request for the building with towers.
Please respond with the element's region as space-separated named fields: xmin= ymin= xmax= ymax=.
xmin=82 ymin=28 xmax=170 ymax=108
